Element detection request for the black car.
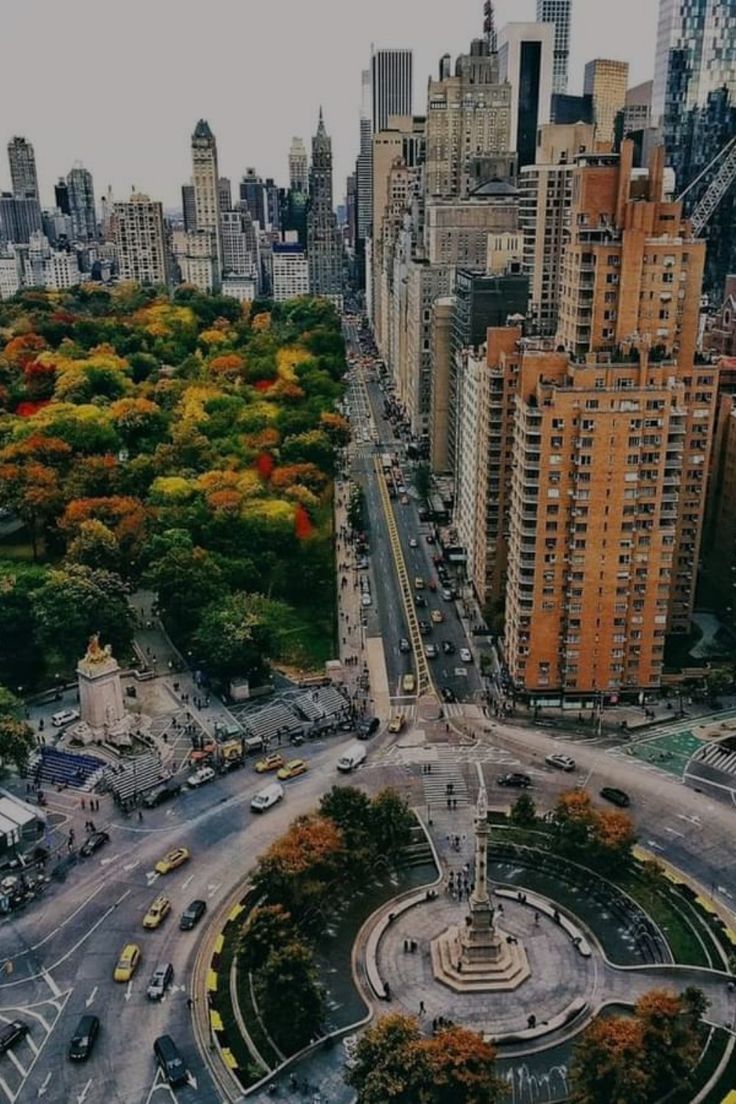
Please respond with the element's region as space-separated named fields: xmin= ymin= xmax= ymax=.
xmin=418 ymin=621 xmax=431 ymax=636
xmin=180 ymin=900 xmax=207 ymax=931
xmin=79 ymin=830 xmax=110 ymax=858
xmin=399 ymin=638 xmax=411 ymax=653
xmin=143 ymin=782 xmax=182 ymax=808
xmin=441 ymin=640 xmax=456 ymax=655
xmin=0 ymin=1020 xmax=28 ymax=1054
xmin=497 ymin=772 xmax=532 ymax=789
xmin=68 ymin=1015 xmax=99 ymax=1061
xmin=415 ymin=594 xmax=427 ymax=607
xmin=154 ymin=1035 xmax=188 ymax=1087
xmin=600 ymin=786 xmax=631 ymax=808
xmin=357 ymin=717 xmax=380 ymax=740
xmin=441 ymin=686 xmax=456 ymax=703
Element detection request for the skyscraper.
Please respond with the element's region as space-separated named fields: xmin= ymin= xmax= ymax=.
xmin=425 ymin=37 xmax=512 ymax=199
xmin=306 ymin=110 xmax=343 ymax=304
xmin=0 ymin=194 xmax=43 ymax=244
xmin=583 ymin=58 xmax=629 ymax=145
xmin=218 ymin=177 xmax=232 ymax=213
xmin=8 ymin=137 xmax=39 ymax=200
xmin=54 ymin=178 xmax=70 ymax=215
xmin=289 ymin=138 xmax=309 ymax=193
xmin=114 ymin=192 xmax=169 ymax=285
xmin=356 ymin=69 xmax=373 ymax=248
xmin=67 ymin=164 xmax=97 ymax=241
xmin=536 ymin=0 xmax=571 ymax=95
xmin=652 ymin=0 xmax=736 ymax=292
xmin=499 ymin=23 xmax=555 ymax=169
xmin=221 ymin=207 xmax=259 ymax=281
xmin=371 ymin=48 xmax=413 ymax=133
xmin=239 ymin=169 xmax=266 ymax=227
xmin=191 ymin=119 xmax=222 ymax=279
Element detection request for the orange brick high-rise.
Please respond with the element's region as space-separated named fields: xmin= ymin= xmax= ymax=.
xmin=503 ymin=141 xmax=716 ymax=699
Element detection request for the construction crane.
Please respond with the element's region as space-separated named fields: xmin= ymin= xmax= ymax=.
xmin=677 ymin=133 xmax=736 ymax=237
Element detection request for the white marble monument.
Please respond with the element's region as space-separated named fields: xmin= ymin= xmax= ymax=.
xmin=70 ymin=635 xmax=134 ymax=747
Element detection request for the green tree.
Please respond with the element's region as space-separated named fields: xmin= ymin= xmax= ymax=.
xmin=254 ymin=940 xmax=326 ymax=1053
xmin=0 ymin=563 xmax=47 ymax=687
xmin=194 ymin=591 xmax=295 ymax=681
xmin=238 ymin=905 xmax=298 ymax=975
xmin=0 ymin=687 xmax=34 ymax=771
xmin=510 ymin=792 xmax=537 ymax=827
xmin=319 ymin=785 xmax=375 ymax=869
xmin=370 ymin=788 xmax=414 ymax=861
xmin=32 ymin=564 xmax=134 ymax=667
xmin=144 ymin=530 xmax=223 ymax=636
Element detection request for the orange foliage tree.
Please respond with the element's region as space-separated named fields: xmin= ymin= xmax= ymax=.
xmin=254 ymin=814 xmax=344 ymax=917
xmin=59 ymin=496 xmax=150 ymax=567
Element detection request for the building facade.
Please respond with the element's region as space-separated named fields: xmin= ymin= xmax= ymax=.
xmin=114 ymin=193 xmax=168 ymax=285
xmin=7 ymin=136 xmax=39 ymax=199
xmin=221 ymin=208 xmax=259 ymax=282
xmin=425 ymin=38 xmax=512 ymax=199
xmin=67 ymin=165 xmax=97 ymax=241
xmin=498 ymin=22 xmax=555 ymax=169
xmin=191 ymin=119 xmax=222 ymax=282
xmin=306 ymin=110 xmax=343 ymax=305
xmin=272 ymin=242 xmax=310 ymax=301
xmin=583 ymin=58 xmax=629 ymax=145
xmin=536 ymin=0 xmax=571 ymax=95
xmin=371 ymin=48 xmax=413 ymax=133
xmin=0 ymin=194 xmax=43 ymax=244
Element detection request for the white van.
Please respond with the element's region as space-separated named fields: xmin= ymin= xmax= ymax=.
xmin=337 ymin=744 xmax=367 ymax=773
xmin=250 ymin=782 xmax=284 ymax=812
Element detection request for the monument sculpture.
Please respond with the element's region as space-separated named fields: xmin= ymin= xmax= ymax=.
xmin=70 ymin=634 xmax=135 ymax=747
xmin=431 ymin=780 xmax=530 ymax=991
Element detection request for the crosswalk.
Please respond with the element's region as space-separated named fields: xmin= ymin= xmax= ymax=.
xmin=422 ymin=748 xmax=470 ymax=809
xmin=694 ymin=742 xmax=736 ymax=776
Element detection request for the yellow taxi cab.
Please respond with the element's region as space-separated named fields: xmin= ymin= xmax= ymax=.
xmin=155 ymin=847 xmax=191 ymax=875
xmin=254 ymin=753 xmax=286 ymax=773
xmin=431 ymin=610 xmax=444 ymax=624
xmin=414 ymin=577 xmax=425 ymax=590
xmin=143 ymin=894 xmax=171 ymax=930
xmin=277 ymin=759 xmax=308 ymax=781
xmin=402 ymin=673 xmax=416 ymax=694
xmin=113 ymin=943 xmax=141 ymax=982
xmin=388 ymin=714 xmax=406 ymax=734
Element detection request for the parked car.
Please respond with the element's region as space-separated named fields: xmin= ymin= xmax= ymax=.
xmin=459 ymin=648 xmax=473 ymax=664
xmin=179 ymin=900 xmax=207 ymax=930
xmin=357 ymin=717 xmax=380 ymax=740
xmin=155 ymin=847 xmax=190 ymax=875
xmin=497 ymin=772 xmax=532 ymax=789
xmin=0 ymin=1021 xmax=28 ymax=1054
xmin=51 ymin=709 xmax=79 ymax=728
xmin=142 ymin=782 xmax=181 ymax=808
xmin=250 ymin=783 xmax=285 ymax=812
xmin=187 ymin=766 xmax=216 ymax=789
xmin=79 ymin=830 xmax=109 ymax=858
xmin=388 ymin=714 xmax=406 ymax=733
xmin=600 ymin=786 xmax=631 ymax=808
xmin=254 ymin=753 xmax=285 ymax=774
xmin=277 ymin=759 xmax=308 ymax=781
xmin=147 ymin=963 xmax=174 ymax=1001
xmin=143 ymin=894 xmax=171 ymax=930
xmin=113 ymin=943 xmax=141 ymax=983
xmin=545 ymin=753 xmax=576 ymax=772
xmin=68 ymin=1015 xmax=99 ymax=1061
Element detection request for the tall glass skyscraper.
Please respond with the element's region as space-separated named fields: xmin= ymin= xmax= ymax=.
xmin=536 ymin=0 xmax=572 ymax=95
xmin=370 ymin=48 xmax=413 ymax=133
xmin=652 ymin=0 xmax=736 ymax=292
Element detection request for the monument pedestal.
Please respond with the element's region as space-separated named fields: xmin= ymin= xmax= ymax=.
xmin=70 ymin=635 xmax=136 ymax=748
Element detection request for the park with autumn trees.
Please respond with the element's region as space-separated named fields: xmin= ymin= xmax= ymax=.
xmin=0 ymin=284 xmax=348 ymax=726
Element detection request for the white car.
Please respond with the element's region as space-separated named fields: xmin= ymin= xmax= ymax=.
xmin=409 ymin=538 xmax=418 ymax=548
xmin=187 ymin=766 xmax=216 ymax=788
xmin=459 ymin=648 xmax=473 ymax=664
xmin=441 ymin=588 xmax=453 ymax=601
xmin=250 ymin=782 xmax=284 ymax=812
xmin=51 ymin=709 xmax=80 ymax=728
xmin=545 ymin=753 xmax=576 ymax=772
xmin=361 ymin=592 xmax=372 ymax=607
xmin=425 ymin=643 xmax=438 ymax=659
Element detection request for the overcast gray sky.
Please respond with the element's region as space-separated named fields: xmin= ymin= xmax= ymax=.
xmin=2 ymin=0 xmax=659 ymax=210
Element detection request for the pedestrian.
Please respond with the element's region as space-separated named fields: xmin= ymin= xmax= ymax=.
xmin=138 ymin=809 xmax=143 ymax=822
xmin=534 ymin=912 xmax=540 ymax=926
xmin=419 ymin=1000 xmax=425 ymax=1015
xmin=187 ymin=997 xmax=193 ymax=1010
xmin=80 ymin=797 xmax=85 ymax=811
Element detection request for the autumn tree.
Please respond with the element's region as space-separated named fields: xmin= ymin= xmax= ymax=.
xmin=553 ymin=790 xmax=636 ymax=869
xmin=193 ymin=591 xmax=294 ymax=680
xmin=570 ymin=988 xmax=706 ymax=1104
xmin=424 ymin=1025 xmax=507 ymax=1104
xmin=253 ymin=814 xmax=344 ymax=918
xmin=510 ymin=792 xmax=537 ymax=828
xmin=0 ymin=460 xmax=65 ymax=560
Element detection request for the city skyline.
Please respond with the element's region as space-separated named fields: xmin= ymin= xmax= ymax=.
xmin=0 ymin=0 xmax=657 ymax=210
